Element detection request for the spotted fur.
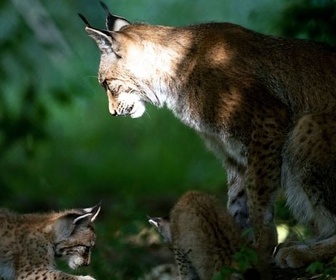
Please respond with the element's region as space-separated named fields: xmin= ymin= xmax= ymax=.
xmin=150 ymin=191 xmax=249 ymax=280
xmin=0 ymin=204 xmax=100 ymax=280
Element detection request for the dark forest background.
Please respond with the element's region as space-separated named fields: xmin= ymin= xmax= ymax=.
xmin=1 ymin=0 xmax=336 ymax=279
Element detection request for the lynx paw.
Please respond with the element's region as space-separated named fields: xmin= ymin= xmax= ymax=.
xmin=275 ymin=245 xmax=313 ymax=268
xmin=78 ymin=276 xmax=95 ymax=280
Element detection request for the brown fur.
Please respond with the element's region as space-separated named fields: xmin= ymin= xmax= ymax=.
xmin=150 ymin=191 xmax=251 ymax=280
xmin=0 ymin=204 xmax=100 ymax=280
xmin=80 ymin=4 xmax=336 ymax=271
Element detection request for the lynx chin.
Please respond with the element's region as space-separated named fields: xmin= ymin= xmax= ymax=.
xmin=0 ymin=203 xmax=100 ymax=280
xmin=80 ymin=2 xmax=336 ymax=272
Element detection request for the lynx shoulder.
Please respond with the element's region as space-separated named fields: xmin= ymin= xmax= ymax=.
xmin=149 ymin=191 xmax=256 ymax=280
xmin=81 ymin=3 xmax=336 ymax=270
xmin=0 ymin=203 xmax=100 ymax=280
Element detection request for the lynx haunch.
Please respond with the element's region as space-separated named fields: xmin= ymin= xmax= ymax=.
xmin=79 ymin=3 xmax=336 ymax=270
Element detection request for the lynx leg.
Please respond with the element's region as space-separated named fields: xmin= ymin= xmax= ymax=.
xmin=226 ymin=161 xmax=250 ymax=231
xmin=242 ymin=150 xmax=280 ymax=280
xmin=245 ymin=152 xmax=279 ymax=253
xmin=277 ymin=113 xmax=336 ymax=268
xmin=200 ymin=132 xmax=250 ymax=231
xmin=275 ymin=235 xmax=336 ymax=268
xmin=200 ymin=132 xmax=250 ymax=230
xmin=16 ymin=269 xmax=95 ymax=280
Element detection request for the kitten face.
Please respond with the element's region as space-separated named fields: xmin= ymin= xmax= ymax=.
xmin=53 ymin=203 xmax=100 ymax=269
xmin=54 ymin=227 xmax=96 ymax=269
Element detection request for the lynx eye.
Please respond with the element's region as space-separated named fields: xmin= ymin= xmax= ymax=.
xmin=101 ymin=80 xmax=116 ymax=94
xmin=100 ymin=80 xmax=108 ymax=89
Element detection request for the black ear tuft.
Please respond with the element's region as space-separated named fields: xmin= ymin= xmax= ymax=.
xmin=78 ymin=13 xmax=91 ymax=27
xmin=100 ymin=1 xmax=130 ymax=31
xmin=100 ymin=1 xmax=110 ymax=13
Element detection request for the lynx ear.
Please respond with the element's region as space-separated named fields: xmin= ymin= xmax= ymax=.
xmin=87 ymin=28 xmax=115 ymax=55
xmin=53 ymin=204 xmax=100 ymax=241
xmin=53 ymin=214 xmax=78 ymax=241
xmin=148 ymin=216 xmax=172 ymax=243
xmin=100 ymin=1 xmax=130 ymax=31
xmin=78 ymin=13 xmax=118 ymax=55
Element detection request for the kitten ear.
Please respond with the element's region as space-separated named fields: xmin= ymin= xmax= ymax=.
xmin=53 ymin=204 xmax=100 ymax=241
xmin=148 ymin=216 xmax=172 ymax=243
xmin=78 ymin=13 xmax=117 ymax=56
xmin=53 ymin=214 xmax=77 ymax=241
xmin=100 ymin=1 xmax=130 ymax=31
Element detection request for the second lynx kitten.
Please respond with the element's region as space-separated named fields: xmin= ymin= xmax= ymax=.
xmin=0 ymin=203 xmax=100 ymax=280
xmin=149 ymin=191 xmax=257 ymax=280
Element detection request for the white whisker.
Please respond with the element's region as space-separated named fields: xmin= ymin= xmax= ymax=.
xmin=144 ymin=110 xmax=151 ymax=119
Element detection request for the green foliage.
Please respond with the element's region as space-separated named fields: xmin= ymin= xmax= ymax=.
xmin=212 ymin=268 xmax=236 ymax=280
xmin=274 ymin=0 xmax=336 ymax=44
xmin=306 ymin=260 xmax=336 ymax=279
xmin=233 ymin=246 xmax=259 ymax=273
xmin=212 ymin=245 xmax=258 ymax=280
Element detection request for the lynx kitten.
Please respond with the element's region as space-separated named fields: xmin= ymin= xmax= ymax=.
xmin=0 ymin=203 xmax=100 ymax=280
xmin=149 ymin=191 xmax=257 ymax=280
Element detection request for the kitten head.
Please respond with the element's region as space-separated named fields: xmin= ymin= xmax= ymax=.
xmin=53 ymin=203 xmax=101 ymax=269
xmin=148 ymin=216 xmax=172 ymax=243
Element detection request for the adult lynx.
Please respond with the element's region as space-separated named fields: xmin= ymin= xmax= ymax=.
xmin=0 ymin=203 xmax=100 ymax=280
xmin=80 ymin=3 xmax=336 ymax=269
xmin=149 ymin=191 xmax=256 ymax=280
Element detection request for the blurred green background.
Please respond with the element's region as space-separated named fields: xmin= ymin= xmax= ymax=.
xmin=1 ymin=0 xmax=335 ymax=279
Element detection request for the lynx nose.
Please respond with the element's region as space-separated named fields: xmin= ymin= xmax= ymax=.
xmin=108 ymin=99 xmax=119 ymax=116
xmin=107 ymin=89 xmax=119 ymax=116
xmin=109 ymin=108 xmax=118 ymax=116
xmin=83 ymin=252 xmax=91 ymax=266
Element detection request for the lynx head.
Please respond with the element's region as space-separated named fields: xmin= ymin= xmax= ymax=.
xmin=79 ymin=3 xmax=184 ymax=118
xmin=52 ymin=203 xmax=101 ymax=269
xmin=148 ymin=216 xmax=172 ymax=243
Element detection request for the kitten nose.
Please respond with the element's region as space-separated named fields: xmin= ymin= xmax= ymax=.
xmin=84 ymin=256 xmax=91 ymax=266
